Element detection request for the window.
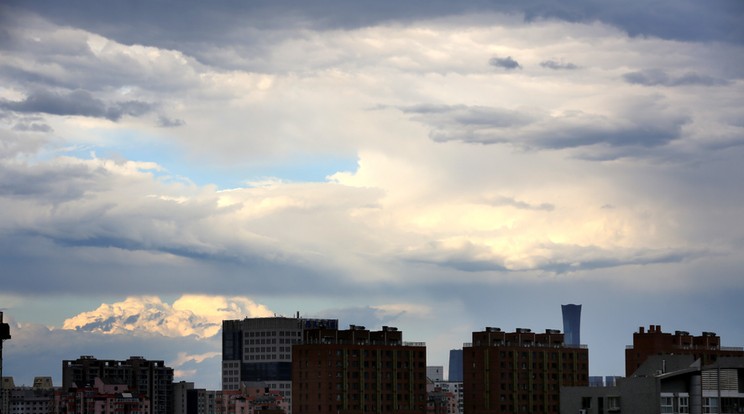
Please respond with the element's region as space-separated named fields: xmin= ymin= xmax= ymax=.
xmin=703 ymin=397 xmax=718 ymax=414
xmin=607 ymin=396 xmax=620 ymax=411
xmin=678 ymin=396 xmax=689 ymax=413
xmin=660 ymin=396 xmax=674 ymax=414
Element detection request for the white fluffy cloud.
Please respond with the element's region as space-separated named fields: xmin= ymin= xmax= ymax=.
xmin=62 ymin=295 xmax=273 ymax=338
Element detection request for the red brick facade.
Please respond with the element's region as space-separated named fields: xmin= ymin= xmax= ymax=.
xmin=292 ymin=326 xmax=427 ymax=414
xmin=463 ymin=328 xmax=588 ymax=414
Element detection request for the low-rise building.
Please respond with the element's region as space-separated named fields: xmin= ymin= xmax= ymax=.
xmin=561 ymin=355 xmax=744 ymax=414
xmin=625 ymin=325 xmax=744 ymax=377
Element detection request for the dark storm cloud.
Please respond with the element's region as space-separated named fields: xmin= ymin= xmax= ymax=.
xmin=623 ymin=69 xmax=731 ymax=87
xmin=4 ymin=0 xmax=741 ymax=74
xmin=489 ymin=56 xmax=521 ymax=70
xmin=0 ymin=89 xmax=154 ymax=121
xmin=540 ymin=60 xmax=579 ymax=70
xmin=401 ymin=103 xmax=688 ymax=153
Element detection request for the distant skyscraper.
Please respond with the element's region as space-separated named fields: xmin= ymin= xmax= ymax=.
xmin=562 ymin=304 xmax=582 ymax=346
xmin=448 ymin=349 xmax=463 ymax=382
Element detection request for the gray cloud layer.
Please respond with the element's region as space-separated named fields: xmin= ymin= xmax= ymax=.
xmin=1 ymin=90 xmax=153 ymax=121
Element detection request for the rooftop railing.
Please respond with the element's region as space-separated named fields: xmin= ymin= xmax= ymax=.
xmin=463 ymin=342 xmax=588 ymax=349
xmin=625 ymin=345 xmax=743 ymax=351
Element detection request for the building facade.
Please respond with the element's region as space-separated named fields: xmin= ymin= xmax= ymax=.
xmin=562 ymin=355 xmax=744 ymax=414
xmin=463 ymin=327 xmax=588 ymax=414
xmin=55 ymin=377 xmax=150 ymax=414
xmin=221 ymin=315 xmax=338 ymax=412
xmin=292 ymin=325 xmax=427 ymax=414
xmin=561 ymin=304 xmax=582 ymax=347
xmin=625 ymin=325 xmax=744 ymax=377
xmin=61 ymin=356 xmax=172 ymax=414
xmin=2 ymin=377 xmax=54 ymax=414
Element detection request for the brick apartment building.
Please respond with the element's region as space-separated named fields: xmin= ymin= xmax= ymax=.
xmin=463 ymin=327 xmax=588 ymax=414
xmin=625 ymin=324 xmax=744 ymax=376
xmin=292 ymin=325 xmax=427 ymax=414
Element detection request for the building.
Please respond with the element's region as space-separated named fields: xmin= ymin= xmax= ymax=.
xmin=625 ymin=325 xmax=744 ymax=377
xmin=187 ymin=388 xmax=217 ymax=414
xmin=61 ymin=356 xmax=173 ymax=414
xmin=56 ymin=377 xmax=150 ymax=414
xmin=426 ymin=367 xmax=444 ymax=383
xmin=426 ymin=382 xmax=455 ymax=414
xmin=561 ymin=304 xmax=581 ymax=347
xmin=448 ymin=350 xmax=463 ymax=382
xmin=292 ymin=325 xmax=427 ymax=414
xmin=2 ymin=377 xmax=54 ymax=414
xmin=221 ymin=314 xmax=338 ymax=411
xmin=173 ymin=382 xmax=195 ymax=414
xmin=561 ymin=355 xmax=744 ymax=414
xmin=463 ymin=327 xmax=588 ymax=414
xmin=428 ymin=381 xmax=462 ymax=414
xmin=1 ymin=312 xmax=11 ymax=414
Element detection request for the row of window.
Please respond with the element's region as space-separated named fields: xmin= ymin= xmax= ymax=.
xmin=245 ymin=338 xmax=300 ymax=345
xmin=245 ymin=331 xmax=301 ymax=337
xmin=244 ymin=354 xmax=291 ymax=360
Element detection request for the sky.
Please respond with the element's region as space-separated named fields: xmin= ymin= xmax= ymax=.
xmin=1 ymin=0 xmax=743 ymax=389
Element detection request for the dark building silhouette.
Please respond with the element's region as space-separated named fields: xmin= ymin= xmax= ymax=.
xmin=292 ymin=325 xmax=427 ymax=414
xmin=625 ymin=324 xmax=744 ymax=376
xmin=61 ymin=355 xmax=173 ymax=414
xmin=463 ymin=327 xmax=588 ymax=414
xmin=448 ymin=349 xmax=463 ymax=382
xmin=561 ymin=304 xmax=582 ymax=347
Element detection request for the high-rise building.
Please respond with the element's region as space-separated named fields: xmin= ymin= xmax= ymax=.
xmin=448 ymin=349 xmax=463 ymax=382
xmin=463 ymin=327 xmax=589 ymax=414
xmin=561 ymin=304 xmax=582 ymax=347
xmin=292 ymin=325 xmax=427 ymax=414
xmin=625 ymin=324 xmax=744 ymax=376
xmin=61 ymin=355 xmax=172 ymax=414
xmin=221 ymin=314 xmax=338 ymax=411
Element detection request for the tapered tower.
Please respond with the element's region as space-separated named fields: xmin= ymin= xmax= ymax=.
xmin=561 ymin=304 xmax=582 ymax=346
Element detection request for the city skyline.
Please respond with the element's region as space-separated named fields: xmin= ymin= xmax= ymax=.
xmin=1 ymin=0 xmax=744 ymax=389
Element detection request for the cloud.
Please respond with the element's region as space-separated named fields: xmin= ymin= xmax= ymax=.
xmin=540 ymin=60 xmax=579 ymax=70
xmin=623 ymin=69 xmax=730 ymax=87
xmin=0 ymin=89 xmax=154 ymax=121
xmin=402 ymin=238 xmax=698 ymax=274
xmin=62 ymin=295 xmax=273 ymax=338
xmin=489 ymin=56 xmax=521 ymax=70
xmin=3 ymin=320 xmax=222 ymax=388
xmin=401 ymin=102 xmax=689 ymax=153
xmin=6 ymin=0 xmax=743 ymax=52
xmin=158 ymin=116 xmax=185 ymax=128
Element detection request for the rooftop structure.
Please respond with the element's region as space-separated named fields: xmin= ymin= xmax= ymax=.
xmin=625 ymin=325 xmax=744 ymax=376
